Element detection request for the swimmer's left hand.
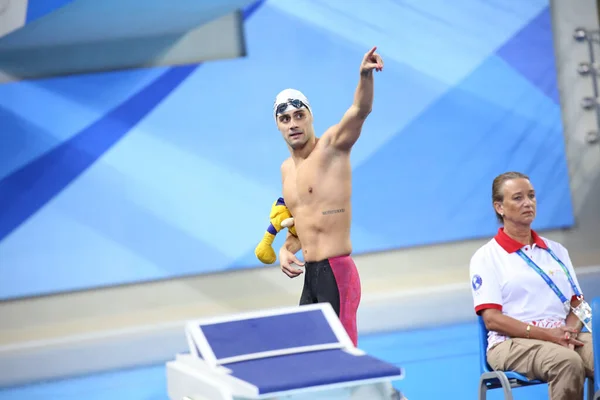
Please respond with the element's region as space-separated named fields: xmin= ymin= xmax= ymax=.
xmin=279 ymin=247 xmax=304 ymax=278
xmin=360 ymin=46 xmax=384 ymax=74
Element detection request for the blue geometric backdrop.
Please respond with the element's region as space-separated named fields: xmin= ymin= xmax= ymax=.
xmin=0 ymin=0 xmax=574 ymax=300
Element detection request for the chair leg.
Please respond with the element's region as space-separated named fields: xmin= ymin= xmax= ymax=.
xmin=479 ymin=373 xmax=514 ymax=400
xmin=478 ymin=377 xmax=488 ymax=400
xmin=497 ymin=374 xmax=514 ymax=400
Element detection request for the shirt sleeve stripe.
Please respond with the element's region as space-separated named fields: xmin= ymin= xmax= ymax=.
xmin=475 ymin=303 xmax=502 ymax=315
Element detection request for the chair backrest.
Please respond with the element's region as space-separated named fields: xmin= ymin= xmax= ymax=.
xmin=592 ymin=297 xmax=599 ymax=392
xmin=477 ymin=316 xmax=493 ymax=374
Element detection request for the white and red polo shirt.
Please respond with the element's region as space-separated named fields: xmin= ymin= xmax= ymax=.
xmin=469 ymin=228 xmax=583 ymax=351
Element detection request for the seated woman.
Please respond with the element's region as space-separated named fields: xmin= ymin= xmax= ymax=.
xmin=469 ymin=171 xmax=594 ymax=400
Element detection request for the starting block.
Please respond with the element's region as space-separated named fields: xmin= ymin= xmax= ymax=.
xmin=166 ymin=303 xmax=405 ymax=400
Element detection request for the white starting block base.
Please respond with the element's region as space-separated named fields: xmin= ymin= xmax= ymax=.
xmin=166 ymin=303 xmax=404 ymax=400
xmin=167 ymin=354 xmax=397 ymax=400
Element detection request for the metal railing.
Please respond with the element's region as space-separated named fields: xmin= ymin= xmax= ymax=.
xmin=575 ymin=27 xmax=600 ymax=145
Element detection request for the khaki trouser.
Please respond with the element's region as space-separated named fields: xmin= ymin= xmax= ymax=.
xmin=487 ymin=333 xmax=594 ymax=400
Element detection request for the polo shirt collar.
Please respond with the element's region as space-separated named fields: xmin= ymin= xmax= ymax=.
xmin=494 ymin=227 xmax=548 ymax=253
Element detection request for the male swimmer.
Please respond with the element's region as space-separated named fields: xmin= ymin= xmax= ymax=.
xmin=274 ymin=46 xmax=384 ymax=348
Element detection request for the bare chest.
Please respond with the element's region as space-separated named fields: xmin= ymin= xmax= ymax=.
xmin=282 ymin=155 xmax=350 ymax=213
xmin=283 ymin=163 xmax=319 ymax=209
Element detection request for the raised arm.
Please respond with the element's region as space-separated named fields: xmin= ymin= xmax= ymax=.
xmin=328 ymin=46 xmax=383 ymax=152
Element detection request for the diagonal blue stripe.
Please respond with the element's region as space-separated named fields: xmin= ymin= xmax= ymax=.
xmin=0 ymin=0 xmax=267 ymax=245
xmin=0 ymin=66 xmax=197 ymax=242
xmin=495 ymin=6 xmax=560 ymax=104
xmin=25 ymin=0 xmax=76 ymax=24
xmin=242 ymin=0 xmax=266 ymax=18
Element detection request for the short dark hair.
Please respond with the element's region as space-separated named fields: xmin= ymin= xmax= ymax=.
xmin=492 ymin=172 xmax=530 ymax=223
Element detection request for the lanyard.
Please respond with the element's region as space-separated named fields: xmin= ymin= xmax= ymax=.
xmin=516 ymin=248 xmax=582 ymax=305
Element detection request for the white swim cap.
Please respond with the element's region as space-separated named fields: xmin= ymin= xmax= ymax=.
xmin=273 ymin=88 xmax=312 ymax=120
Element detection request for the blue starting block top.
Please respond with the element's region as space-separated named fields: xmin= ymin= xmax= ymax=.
xmin=227 ymin=348 xmax=402 ymax=395
xmin=184 ymin=303 xmax=404 ymax=397
xmin=202 ymin=308 xmax=341 ymax=362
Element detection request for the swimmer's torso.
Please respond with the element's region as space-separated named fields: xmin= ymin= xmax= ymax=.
xmin=282 ymin=139 xmax=352 ymax=262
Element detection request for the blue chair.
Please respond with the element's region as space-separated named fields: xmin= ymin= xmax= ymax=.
xmin=592 ymin=297 xmax=599 ymax=400
xmin=478 ymin=316 xmax=595 ymax=400
xmin=477 ymin=316 xmax=543 ymax=400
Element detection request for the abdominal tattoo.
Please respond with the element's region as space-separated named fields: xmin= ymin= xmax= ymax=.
xmin=322 ymin=208 xmax=345 ymax=215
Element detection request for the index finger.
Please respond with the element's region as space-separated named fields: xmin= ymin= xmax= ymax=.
xmin=282 ymin=263 xmax=302 ymax=273
xmin=366 ymin=46 xmax=377 ymax=58
xmin=569 ymin=338 xmax=584 ymax=346
xmin=292 ymin=257 xmax=305 ymax=267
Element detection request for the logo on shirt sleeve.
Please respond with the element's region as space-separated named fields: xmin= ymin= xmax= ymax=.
xmin=472 ymin=274 xmax=483 ymax=291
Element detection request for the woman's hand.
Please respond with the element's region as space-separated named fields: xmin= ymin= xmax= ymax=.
xmin=545 ymin=326 xmax=583 ymax=348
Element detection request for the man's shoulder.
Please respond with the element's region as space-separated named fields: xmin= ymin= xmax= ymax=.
xmin=315 ymin=124 xmax=356 ymax=156
xmin=319 ymin=124 xmax=340 ymax=145
xmin=280 ymin=157 xmax=293 ymax=173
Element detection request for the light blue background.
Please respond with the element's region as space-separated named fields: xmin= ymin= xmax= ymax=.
xmin=0 ymin=0 xmax=573 ymax=300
